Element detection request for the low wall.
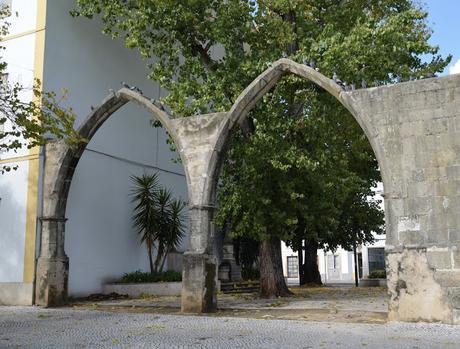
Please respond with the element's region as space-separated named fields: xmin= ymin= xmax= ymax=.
xmin=0 ymin=283 xmax=33 ymax=305
xmin=359 ymin=279 xmax=387 ymax=287
xmin=103 ymin=282 xmax=182 ymax=297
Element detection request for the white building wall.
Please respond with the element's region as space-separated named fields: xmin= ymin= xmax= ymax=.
xmin=0 ymin=0 xmax=37 ymax=285
xmin=42 ymin=0 xmax=189 ymax=296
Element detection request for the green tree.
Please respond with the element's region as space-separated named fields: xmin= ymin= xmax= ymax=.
xmin=73 ymin=0 xmax=450 ymax=296
xmin=0 ymin=7 xmax=82 ymax=173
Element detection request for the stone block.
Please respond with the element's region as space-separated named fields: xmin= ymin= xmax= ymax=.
xmin=35 ymin=256 xmax=69 ymax=307
xmin=434 ymin=270 xmax=460 ymax=287
xmin=448 ymin=287 xmax=460 ymax=309
xmin=399 ymin=230 xmax=426 ymax=246
xmin=426 ymin=250 xmax=452 ymax=269
xmin=454 ymin=309 xmax=460 ymax=325
xmin=449 ymin=230 xmax=460 ymax=243
xmin=407 ymin=197 xmax=431 ymax=215
xmin=408 ymin=181 xmax=434 ymax=198
xmin=447 ymin=166 xmax=460 ymax=180
xmin=453 ymin=250 xmax=460 ymax=269
xmin=426 ymin=229 xmax=449 ymax=245
xmin=181 ymin=252 xmax=217 ymax=313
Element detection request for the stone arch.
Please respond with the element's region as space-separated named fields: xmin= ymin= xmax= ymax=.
xmin=35 ymin=88 xmax=185 ymax=306
xmin=183 ymin=58 xmax=460 ymax=324
xmin=202 ymin=58 xmax=390 ymax=215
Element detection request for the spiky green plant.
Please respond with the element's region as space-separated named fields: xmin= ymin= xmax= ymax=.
xmin=130 ymin=173 xmax=186 ymax=273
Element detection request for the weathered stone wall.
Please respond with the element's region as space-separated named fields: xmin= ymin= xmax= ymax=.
xmin=348 ymin=75 xmax=460 ymax=324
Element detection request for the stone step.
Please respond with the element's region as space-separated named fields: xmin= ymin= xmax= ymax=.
xmin=220 ymin=281 xmax=260 ymax=294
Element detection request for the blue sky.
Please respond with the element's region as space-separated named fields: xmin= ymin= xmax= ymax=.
xmin=424 ymin=0 xmax=460 ymax=74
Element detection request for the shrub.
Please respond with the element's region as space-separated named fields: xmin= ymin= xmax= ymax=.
xmin=241 ymin=267 xmax=260 ymax=281
xmin=121 ymin=270 xmax=182 ymax=283
xmin=368 ymin=269 xmax=386 ymax=279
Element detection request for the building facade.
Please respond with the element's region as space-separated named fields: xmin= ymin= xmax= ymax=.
xmin=0 ymin=0 xmax=189 ymax=305
xmin=282 ymin=234 xmax=386 ymax=285
xmin=282 ymin=185 xmax=386 ymax=285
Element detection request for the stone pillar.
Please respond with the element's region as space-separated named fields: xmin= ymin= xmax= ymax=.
xmin=35 ymin=217 xmax=69 ymax=306
xmin=181 ymin=252 xmax=218 ymax=313
xmin=181 ymin=205 xmax=218 ymax=313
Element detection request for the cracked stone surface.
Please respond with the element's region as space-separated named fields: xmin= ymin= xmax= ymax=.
xmin=1 ymin=306 xmax=460 ymax=349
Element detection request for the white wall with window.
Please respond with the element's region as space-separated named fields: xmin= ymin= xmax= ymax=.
xmin=281 ymin=234 xmax=386 ymax=285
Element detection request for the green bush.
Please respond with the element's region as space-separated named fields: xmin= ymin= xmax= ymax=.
xmin=368 ymin=269 xmax=386 ymax=279
xmin=121 ymin=270 xmax=182 ymax=283
xmin=241 ymin=268 xmax=260 ymax=281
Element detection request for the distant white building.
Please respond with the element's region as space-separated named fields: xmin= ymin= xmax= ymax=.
xmin=282 ymin=233 xmax=386 ymax=285
xmin=282 ymin=184 xmax=386 ymax=285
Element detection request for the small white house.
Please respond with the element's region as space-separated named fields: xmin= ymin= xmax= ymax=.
xmin=282 ymin=184 xmax=385 ymax=285
xmin=282 ymin=233 xmax=386 ymax=285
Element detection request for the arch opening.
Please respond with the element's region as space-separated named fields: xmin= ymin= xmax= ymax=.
xmin=206 ymin=58 xmax=387 ymax=305
xmin=36 ymin=88 xmax=191 ymax=304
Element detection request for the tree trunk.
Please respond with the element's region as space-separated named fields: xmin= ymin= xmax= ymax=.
xmin=159 ymin=248 xmax=169 ymax=272
xmin=153 ymin=244 xmax=164 ymax=273
xmin=259 ymin=236 xmax=293 ymax=298
xmin=302 ymin=239 xmax=322 ymax=285
xmin=147 ymin=243 xmax=154 ymax=274
xmin=298 ymin=241 xmax=305 ymax=285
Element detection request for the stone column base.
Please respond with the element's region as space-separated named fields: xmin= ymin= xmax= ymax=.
xmin=35 ymin=256 xmax=69 ymax=307
xmin=181 ymin=252 xmax=217 ymax=313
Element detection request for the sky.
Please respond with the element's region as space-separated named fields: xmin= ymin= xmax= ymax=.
xmin=423 ymin=0 xmax=460 ymax=75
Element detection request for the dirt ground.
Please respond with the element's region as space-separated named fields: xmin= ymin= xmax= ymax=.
xmin=69 ymin=286 xmax=389 ymax=324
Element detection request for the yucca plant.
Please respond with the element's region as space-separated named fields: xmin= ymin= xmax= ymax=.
xmin=158 ymin=198 xmax=187 ymax=272
xmin=130 ymin=173 xmax=160 ymax=274
xmin=130 ymin=173 xmax=186 ymax=274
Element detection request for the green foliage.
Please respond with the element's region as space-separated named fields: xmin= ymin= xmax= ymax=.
xmin=368 ymin=269 xmax=386 ymax=279
xmin=241 ymin=268 xmax=260 ymax=281
xmin=0 ymin=7 xmax=83 ymax=174
xmin=121 ymin=270 xmax=182 ymax=283
xmin=130 ymin=173 xmax=186 ymax=274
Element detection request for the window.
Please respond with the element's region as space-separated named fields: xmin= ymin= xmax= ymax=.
xmin=287 ymin=256 xmax=298 ymax=278
xmin=368 ymin=248 xmax=385 ymax=273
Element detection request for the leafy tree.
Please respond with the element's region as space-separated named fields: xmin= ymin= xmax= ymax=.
xmin=73 ymin=0 xmax=450 ymax=296
xmin=0 ymin=7 xmax=82 ymax=173
xmin=130 ymin=173 xmax=186 ymax=274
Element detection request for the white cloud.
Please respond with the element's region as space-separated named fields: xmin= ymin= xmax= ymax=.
xmin=449 ymin=59 xmax=460 ymax=75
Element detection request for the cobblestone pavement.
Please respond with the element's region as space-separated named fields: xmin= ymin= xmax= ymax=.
xmin=1 ymin=306 xmax=460 ymax=349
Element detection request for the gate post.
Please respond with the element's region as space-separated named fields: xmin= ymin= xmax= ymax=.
xmin=35 ymin=217 xmax=69 ymax=306
xmin=181 ymin=205 xmax=218 ymax=313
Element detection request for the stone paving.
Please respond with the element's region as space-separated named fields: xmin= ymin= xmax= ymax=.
xmin=1 ymin=306 xmax=460 ymax=349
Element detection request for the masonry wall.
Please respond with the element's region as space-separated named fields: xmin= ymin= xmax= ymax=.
xmin=41 ymin=0 xmax=188 ymax=296
xmin=350 ymin=74 xmax=460 ymax=323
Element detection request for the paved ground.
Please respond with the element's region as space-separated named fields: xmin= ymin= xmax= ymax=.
xmin=1 ymin=306 xmax=460 ymax=349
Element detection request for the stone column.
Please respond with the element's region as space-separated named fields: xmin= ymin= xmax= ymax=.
xmin=171 ymin=113 xmax=229 ymax=313
xmin=181 ymin=205 xmax=218 ymax=313
xmin=35 ymin=217 xmax=69 ymax=306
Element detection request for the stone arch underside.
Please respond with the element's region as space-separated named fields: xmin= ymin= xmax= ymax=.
xmin=37 ymin=59 xmax=460 ymax=324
